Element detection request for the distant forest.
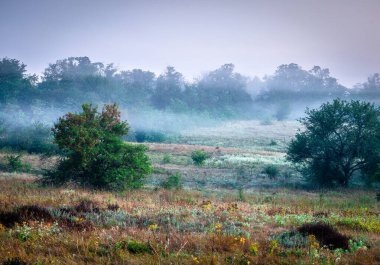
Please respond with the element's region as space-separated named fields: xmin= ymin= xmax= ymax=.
xmin=1 ymin=56 xmax=380 ymax=124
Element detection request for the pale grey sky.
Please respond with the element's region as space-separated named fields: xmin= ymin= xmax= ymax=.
xmin=0 ymin=0 xmax=379 ymax=87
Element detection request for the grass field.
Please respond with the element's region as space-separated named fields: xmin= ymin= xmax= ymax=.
xmin=0 ymin=121 xmax=379 ymax=264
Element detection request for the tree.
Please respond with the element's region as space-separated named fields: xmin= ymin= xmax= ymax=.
xmin=354 ymin=73 xmax=380 ymax=99
xmin=287 ymin=99 xmax=380 ymax=187
xmin=39 ymin=57 xmax=121 ymax=106
xmin=0 ymin=57 xmax=37 ymax=107
xmin=191 ymin=64 xmax=252 ymax=115
xmin=116 ymin=69 xmax=156 ymax=106
xmin=47 ymin=103 xmax=151 ymax=190
xmin=151 ymin=66 xmax=184 ymax=110
xmin=257 ymin=64 xmax=347 ymax=104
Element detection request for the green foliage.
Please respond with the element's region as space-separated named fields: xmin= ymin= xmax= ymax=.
xmin=272 ymin=231 xmax=309 ymax=248
xmin=160 ymin=172 xmax=182 ymax=190
xmin=348 ymin=239 xmax=367 ymax=252
xmin=46 ymin=103 xmax=152 ymax=190
xmin=269 ymin=140 xmax=277 ymax=146
xmin=287 ymin=99 xmax=380 ymax=187
xmin=126 ymin=240 xmax=152 ymax=254
xmin=5 ymin=154 xmax=31 ymax=172
xmin=0 ymin=57 xmax=36 ymax=106
xmin=263 ymin=165 xmax=279 ymax=179
xmin=191 ymin=150 xmax=209 ymax=166
xmin=0 ymin=122 xmax=58 ymax=154
xmin=134 ymin=130 xmax=167 ymax=143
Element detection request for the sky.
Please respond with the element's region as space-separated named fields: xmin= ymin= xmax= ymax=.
xmin=0 ymin=0 xmax=379 ymax=87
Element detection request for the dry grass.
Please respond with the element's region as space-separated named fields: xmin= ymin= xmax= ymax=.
xmin=0 ymin=177 xmax=379 ymax=264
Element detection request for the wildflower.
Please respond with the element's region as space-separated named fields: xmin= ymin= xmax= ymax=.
xmin=269 ymin=240 xmax=278 ymax=254
xmin=214 ymin=223 xmax=222 ymax=233
xmin=191 ymin=255 xmax=200 ymax=264
xmin=239 ymin=237 xmax=246 ymax=244
xmin=249 ymin=242 xmax=259 ymax=256
xmin=201 ymin=200 xmax=212 ymax=211
xmin=148 ymin=224 xmax=158 ymax=230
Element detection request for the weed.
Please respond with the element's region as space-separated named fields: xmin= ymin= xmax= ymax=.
xmin=162 ymin=154 xmax=171 ymax=164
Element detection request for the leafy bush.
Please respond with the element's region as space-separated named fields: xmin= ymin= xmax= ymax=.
xmin=5 ymin=154 xmax=31 ymax=172
xmin=191 ymin=150 xmax=209 ymax=166
xmin=134 ymin=130 xmax=167 ymax=143
xmin=160 ymin=172 xmax=182 ymax=190
xmin=45 ymin=103 xmax=152 ymax=190
xmin=263 ymin=165 xmax=279 ymax=179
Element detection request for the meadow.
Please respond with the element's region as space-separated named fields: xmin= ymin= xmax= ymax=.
xmin=0 ymin=121 xmax=379 ymax=265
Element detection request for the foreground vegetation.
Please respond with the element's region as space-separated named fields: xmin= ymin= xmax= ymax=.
xmin=0 ymin=177 xmax=379 ymax=264
xmin=0 ymin=118 xmax=379 ymax=264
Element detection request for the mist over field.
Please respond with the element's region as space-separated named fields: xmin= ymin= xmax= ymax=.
xmin=1 ymin=1 xmax=380 ymax=264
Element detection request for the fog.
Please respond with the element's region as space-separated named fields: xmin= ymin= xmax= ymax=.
xmin=1 ymin=0 xmax=379 ymax=136
xmin=0 ymin=56 xmax=379 ymax=138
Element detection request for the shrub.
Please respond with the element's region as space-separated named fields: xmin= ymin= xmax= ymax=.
xmin=263 ymin=165 xmax=279 ymax=179
xmin=45 ymin=103 xmax=152 ymax=190
xmin=191 ymin=150 xmax=209 ymax=166
xmin=160 ymin=172 xmax=182 ymax=190
xmin=5 ymin=154 xmax=31 ymax=172
xmin=297 ymin=223 xmax=349 ymax=249
xmin=162 ymin=154 xmax=171 ymax=164
xmin=269 ymin=140 xmax=277 ymax=146
xmin=134 ymin=130 xmax=166 ymax=143
xmin=126 ymin=240 xmax=152 ymax=254
xmin=0 ymin=205 xmax=54 ymax=228
xmin=272 ymin=231 xmax=308 ymax=248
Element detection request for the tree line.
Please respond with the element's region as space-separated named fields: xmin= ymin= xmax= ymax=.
xmin=1 ymin=56 xmax=380 ymax=122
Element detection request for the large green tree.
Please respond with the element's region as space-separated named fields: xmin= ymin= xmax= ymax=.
xmin=0 ymin=57 xmax=36 ymax=107
xmin=287 ymin=99 xmax=380 ymax=187
xmin=47 ymin=103 xmax=151 ymax=190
